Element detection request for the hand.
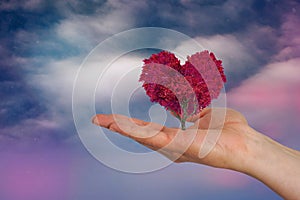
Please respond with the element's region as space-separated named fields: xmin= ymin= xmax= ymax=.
xmin=92 ymin=108 xmax=300 ymax=199
xmin=92 ymin=108 xmax=251 ymax=171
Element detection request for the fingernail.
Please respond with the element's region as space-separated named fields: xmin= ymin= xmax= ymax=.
xmin=91 ymin=116 xmax=98 ymax=125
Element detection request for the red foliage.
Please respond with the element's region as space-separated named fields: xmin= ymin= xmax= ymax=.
xmin=139 ymin=50 xmax=226 ymax=128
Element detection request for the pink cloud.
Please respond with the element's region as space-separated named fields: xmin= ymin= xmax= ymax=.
xmin=274 ymin=12 xmax=300 ymax=61
xmin=229 ymin=12 xmax=300 ymax=142
xmin=228 ymin=58 xmax=300 ymax=140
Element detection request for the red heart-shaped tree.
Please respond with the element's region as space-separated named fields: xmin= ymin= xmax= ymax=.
xmin=139 ymin=50 xmax=226 ymax=130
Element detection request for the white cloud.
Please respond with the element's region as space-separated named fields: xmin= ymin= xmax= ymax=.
xmin=26 ymin=0 xmax=300 ymax=147
xmin=55 ymin=0 xmax=145 ymax=48
xmin=34 ymin=32 xmax=254 ymax=114
xmin=31 ymin=57 xmax=80 ymax=107
xmin=30 ymin=18 xmax=263 ymax=121
xmin=173 ymin=34 xmax=257 ymax=76
xmin=29 ymin=52 xmax=144 ymax=115
xmin=195 ymin=35 xmax=255 ymax=73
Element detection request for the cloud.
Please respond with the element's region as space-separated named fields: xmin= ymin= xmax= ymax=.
xmin=0 ymin=44 xmax=46 ymax=128
xmin=141 ymin=0 xmax=256 ymax=35
xmin=3 ymin=0 xmax=300 ymax=148
xmin=55 ymin=0 xmax=146 ymax=48
xmin=228 ymin=58 xmax=300 ymax=108
xmin=33 ymin=31 xmax=257 ymax=115
xmin=0 ymin=116 xmax=63 ymax=150
xmin=27 ymin=17 xmax=292 ymax=134
xmin=228 ymin=58 xmax=300 ymax=144
xmin=227 ymin=10 xmax=300 ymax=146
xmin=0 ymin=0 xmax=147 ymax=145
xmin=26 ymin=33 xmax=248 ymax=146
xmin=0 ymin=0 xmax=44 ymax=11
xmin=174 ymin=33 xmax=264 ymax=90
xmin=273 ymin=13 xmax=300 ymax=61
xmin=31 ymin=0 xmax=297 ymax=117
xmin=195 ymin=35 xmax=256 ymax=73
xmin=30 ymin=57 xmax=81 ymax=109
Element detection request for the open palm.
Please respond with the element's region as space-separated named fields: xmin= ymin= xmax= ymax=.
xmin=92 ymin=108 xmax=250 ymax=171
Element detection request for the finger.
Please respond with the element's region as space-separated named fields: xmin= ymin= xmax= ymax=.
xmin=186 ymin=108 xmax=214 ymax=129
xmin=194 ymin=108 xmax=248 ymax=129
xmin=186 ymin=107 xmax=211 ymax=122
xmin=92 ymin=114 xmax=170 ymax=149
xmin=190 ymin=108 xmax=229 ymax=129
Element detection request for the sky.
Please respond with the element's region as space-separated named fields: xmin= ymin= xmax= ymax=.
xmin=0 ymin=0 xmax=300 ymax=199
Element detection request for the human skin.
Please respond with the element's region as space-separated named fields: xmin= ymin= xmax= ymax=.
xmin=92 ymin=108 xmax=300 ymax=199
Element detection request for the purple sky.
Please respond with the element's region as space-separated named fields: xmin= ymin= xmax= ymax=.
xmin=0 ymin=0 xmax=300 ymax=199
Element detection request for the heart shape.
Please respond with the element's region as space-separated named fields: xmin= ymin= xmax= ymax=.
xmin=139 ymin=50 xmax=226 ymax=129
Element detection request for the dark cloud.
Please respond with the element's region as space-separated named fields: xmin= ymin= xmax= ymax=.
xmin=0 ymin=0 xmax=62 ymax=130
xmin=0 ymin=0 xmax=300 ymax=144
xmin=0 ymin=43 xmax=45 ymax=128
xmin=0 ymin=82 xmax=44 ymax=126
xmin=65 ymin=0 xmax=107 ymax=15
xmin=132 ymin=0 xmax=287 ymax=36
xmin=106 ymin=0 xmax=298 ymax=91
xmin=0 ymin=0 xmax=98 ymax=131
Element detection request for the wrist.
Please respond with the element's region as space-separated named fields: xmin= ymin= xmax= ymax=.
xmin=241 ymin=127 xmax=289 ymax=175
xmin=224 ymin=126 xmax=266 ymax=173
xmin=239 ymin=126 xmax=273 ymax=174
xmin=236 ymin=127 xmax=300 ymax=199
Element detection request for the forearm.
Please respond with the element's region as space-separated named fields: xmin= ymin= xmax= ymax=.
xmin=242 ymin=127 xmax=300 ymax=199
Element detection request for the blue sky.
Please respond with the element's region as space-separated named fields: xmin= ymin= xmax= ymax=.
xmin=1 ymin=0 xmax=300 ymax=199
